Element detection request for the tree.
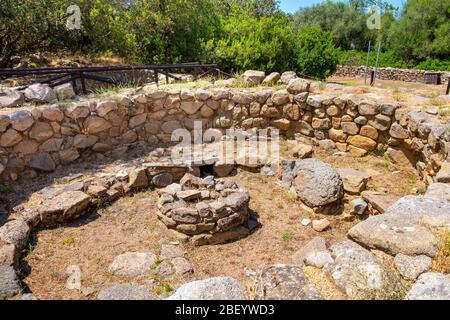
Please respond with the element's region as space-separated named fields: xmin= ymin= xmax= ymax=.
xmin=206 ymin=13 xmax=295 ymax=72
xmin=387 ymin=0 xmax=450 ymax=63
xmin=0 ymin=0 xmax=68 ymax=67
xmin=294 ymin=26 xmax=339 ymax=79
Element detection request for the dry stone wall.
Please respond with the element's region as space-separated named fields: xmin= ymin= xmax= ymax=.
xmin=0 ymin=81 xmax=449 ymax=184
xmin=335 ymin=65 xmax=450 ymax=84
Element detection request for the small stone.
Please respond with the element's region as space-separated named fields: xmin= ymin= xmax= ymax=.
xmin=312 ymin=219 xmax=330 ymax=232
xmin=301 ymin=218 xmax=311 ymax=226
xmin=160 ymin=244 xmax=184 ymax=260
xmin=54 ymin=83 xmax=75 ymax=100
xmin=24 ymin=83 xmax=56 ymax=103
xmin=152 ymin=173 xmax=173 ymax=188
xmin=242 ymin=70 xmax=265 ymax=85
xmin=351 ymin=198 xmax=368 ymax=215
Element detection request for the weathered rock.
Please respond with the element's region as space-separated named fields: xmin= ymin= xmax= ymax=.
xmin=341 ymin=122 xmax=359 ymax=135
xmin=329 ymin=128 xmax=347 ymax=143
xmin=284 ymin=158 xmax=343 ymax=207
xmin=337 ymin=168 xmax=370 ymax=194
xmin=351 ymin=198 xmax=368 ymax=215
xmin=349 ymin=196 xmax=450 ymax=257
xmin=73 ymin=134 xmax=98 ymax=149
xmin=39 ymin=191 xmax=91 ymax=225
xmin=98 ymin=283 xmax=155 ymax=300
xmin=292 ymin=237 xmax=327 ymax=266
xmin=59 ymin=149 xmax=80 ymax=165
xmin=242 ymin=70 xmax=265 ymax=85
xmin=394 ymin=254 xmax=432 ymax=281
xmin=84 ymin=116 xmax=111 ymax=134
xmin=10 ymin=110 xmax=34 ymax=132
xmin=29 ymin=122 xmax=54 ymax=142
xmin=262 ymin=72 xmax=281 ymax=84
xmin=347 ymin=135 xmax=377 ymax=151
xmin=390 ymin=123 xmax=409 ymax=139
xmin=0 ymin=265 xmax=22 ymax=299
xmin=167 ymin=277 xmax=247 ymax=300
xmin=128 ymin=168 xmax=149 ymax=189
xmin=292 ymin=143 xmax=313 ymax=159
xmin=436 ymin=162 xmax=450 ymax=183
xmin=369 ymin=114 xmax=391 ymax=132
xmin=152 ymin=173 xmax=173 ymax=188
xmin=0 ymin=220 xmax=30 ymax=250
xmin=312 ymin=219 xmax=330 ymax=232
xmin=304 ymin=250 xmax=334 ymax=268
xmin=327 ymin=240 xmax=404 ymax=299
xmin=24 ymin=84 xmax=56 ymax=103
xmin=42 ymin=106 xmax=64 ymax=122
xmin=0 ymin=129 xmax=22 ymax=147
xmin=360 ymin=125 xmax=378 ymax=140
xmin=180 ymin=101 xmax=203 ymax=115
xmin=0 ymin=89 xmax=24 ymax=108
xmin=361 ymin=191 xmax=400 ymax=214
xmin=54 ymin=83 xmax=75 ymax=100
xmin=272 ymin=90 xmax=290 ymax=105
xmin=405 ymin=273 xmax=450 ymax=300
xmin=109 ymin=251 xmax=157 ymax=277
xmin=252 ymin=265 xmax=323 ymax=300
xmin=287 ymin=78 xmax=310 ymax=94
xmin=26 ymin=153 xmax=56 ymax=171
xmin=424 ymin=183 xmax=450 ymax=201
xmin=279 ymin=71 xmax=297 ymax=84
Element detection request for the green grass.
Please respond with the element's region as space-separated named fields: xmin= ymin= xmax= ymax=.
xmin=63 ymin=236 xmax=76 ymax=246
xmin=282 ymin=230 xmax=295 ymax=242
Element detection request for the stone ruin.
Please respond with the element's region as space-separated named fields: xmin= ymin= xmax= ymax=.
xmin=157 ymin=174 xmax=252 ymax=246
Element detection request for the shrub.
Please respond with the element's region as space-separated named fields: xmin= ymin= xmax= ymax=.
xmin=294 ymin=27 xmax=339 ymax=80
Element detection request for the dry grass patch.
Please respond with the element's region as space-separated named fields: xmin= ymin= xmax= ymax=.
xmin=432 ymin=229 xmax=450 ymax=274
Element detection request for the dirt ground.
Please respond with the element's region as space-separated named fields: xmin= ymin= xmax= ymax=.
xmin=16 ymin=142 xmax=423 ymax=300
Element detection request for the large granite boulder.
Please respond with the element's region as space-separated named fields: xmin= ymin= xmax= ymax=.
xmin=167 ymin=277 xmax=247 ymax=300
xmin=24 ymin=84 xmax=57 ymax=103
xmin=405 ymin=273 xmax=450 ymax=300
xmin=281 ymin=158 xmax=344 ymax=207
xmin=326 ymin=240 xmax=404 ymax=299
xmin=348 ymin=196 xmax=450 ymax=257
xmin=251 ymin=265 xmax=323 ymax=300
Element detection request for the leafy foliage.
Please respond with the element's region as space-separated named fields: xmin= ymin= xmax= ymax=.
xmin=295 ymin=27 xmax=339 ymax=79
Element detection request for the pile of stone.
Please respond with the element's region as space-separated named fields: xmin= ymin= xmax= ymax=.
xmin=0 ymin=83 xmax=76 ymax=109
xmin=334 ymin=65 xmax=450 ymax=85
xmin=157 ymin=174 xmax=252 ymax=246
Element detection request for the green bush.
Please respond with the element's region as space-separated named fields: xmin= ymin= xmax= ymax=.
xmin=338 ymin=50 xmax=409 ymax=69
xmin=415 ymin=58 xmax=450 ymax=71
xmin=206 ymin=14 xmax=296 ymax=73
xmin=294 ymin=27 xmax=339 ymax=80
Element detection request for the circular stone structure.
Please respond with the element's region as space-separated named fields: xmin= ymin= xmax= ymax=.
xmin=156 ymin=175 xmax=251 ymax=246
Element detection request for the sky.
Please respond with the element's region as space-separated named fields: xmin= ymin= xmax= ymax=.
xmin=279 ymin=0 xmax=406 ymax=13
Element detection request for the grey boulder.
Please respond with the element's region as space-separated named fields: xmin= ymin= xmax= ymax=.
xmin=282 ymin=158 xmax=344 ymax=207
xmin=167 ymin=277 xmax=247 ymax=300
xmin=405 ymin=273 xmax=450 ymax=300
xmin=348 ymin=196 xmax=450 ymax=257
